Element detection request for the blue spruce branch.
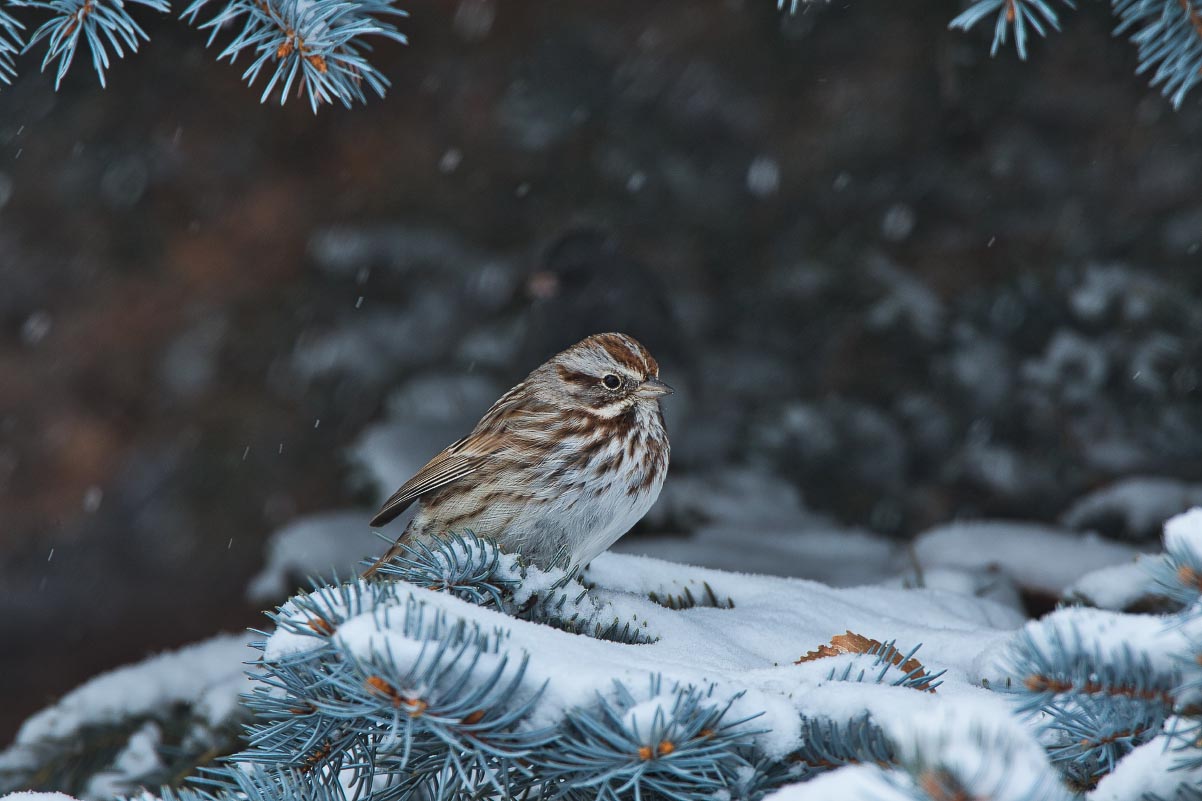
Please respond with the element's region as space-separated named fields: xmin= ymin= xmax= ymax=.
xmin=364 ymin=529 xmax=523 ymax=609
xmin=232 ymin=583 xmax=762 ymax=801
xmin=952 ymin=0 xmax=1049 ymax=50
xmin=179 ymin=0 xmax=407 ymax=111
xmin=1150 ymin=508 xmax=1202 ymax=607
xmin=3 ymin=0 xmax=1200 ymax=108
xmin=949 ymin=0 xmax=1075 ymax=59
xmin=538 ymin=678 xmax=762 ymax=801
xmin=365 ymin=530 xmax=656 ymax=644
xmin=1003 ymin=620 xmax=1177 ymax=781
xmin=245 ymin=593 xmax=551 ymax=799
xmin=233 ymin=535 xmax=1034 ymax=801
xmin=166 ymin=765 xmax=347 ymax=801
xmin=13 ymin=516 xmax=1202 ymax=800
xmin=0 ymin=3 xmax=23 ymax=83
xmin=1152 ymin=510 xmax=1202 ymax=774
xmin=821 ymin=640 xmax=946 ymax=694
xmin=0 ymin=0 xmax=407 ymax=108
xmin=1143 ymin=786 xmax=1202 ymax=801
xmin=778 ymin=0 xmax=1202 ymax=106
xmin=790 ymin=715 xmax=896 ymax=772
xmin=1115 ymin=0 xmax=1202 ymax=107
xmin=947 ymin=0 xmax=1202 ymax=106
xmin=14 ymin=0 xmax=167 ymax=88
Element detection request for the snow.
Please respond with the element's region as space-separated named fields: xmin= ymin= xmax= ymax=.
xmin=350 ymin=418 xmax=469 ymax=507
xmin=382 ymin=373 xmax=502 ymax=427
xmin=1062 ymin=477 xmax=1202 ymax=540
xmin=291 ymin=302 xmax=457 ymax=384
xmin=616 ymin=469 xmax=903 ymax=586
xmin=13 ymin=507 xmax=1199 ymax=801
xmin=0 ymin=634 xmax=253 ymax=763
xmin=266 ymin=550 xmax=1025 ymax=762
xmin=247 ymin=510 xmax=384 ymax=601
xmin=911 ymin=520 xmax=1142 ymax=596
xmin=1064 ymin=555 xmax=1161 ymax=610
xmin=615 ymin=525 xmax=897 ymax=587
xmin=993 ymin=605 xmax=1190 ymax=684
xmin=764 ymin=700 xmax=1074 ymax=801
xmin=864 ymin=256 xmax=944 ymax=340
xmin=756 ymin=701 xmax=1074 ymax=801
xmin=0 ymin=794 xmax=80 ymax=801
xmin=746 ymin=156 xmax=781 ymax=197
xmin=1164 ymin=507 xmax=1202 ymax=564
xmin=1021 ymin=329 xmax=1109 ymax=404
xmin=641 ymin=469 xmax=819 ymax=529
xmin=876 ymin=567 xmax=1024 ymax=613
xmin=339 ymin=458 xmax=909 ymax=587
xmin=1087 ymin=732 xmax=1202 ymax=801
xmin=762 ymin=765 xmax=905 ymax=801
xmin=258 ymin=469 xmax=1108 ymax=607
xmin=1068 ymin=264 xmax=1172 ymax=325
xmin=82 ymin=722 xmax=164 ymax=800
xmin=885 ymin=698 xmax=1072 ymax=801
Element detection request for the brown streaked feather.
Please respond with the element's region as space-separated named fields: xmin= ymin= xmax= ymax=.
xmin=368 ymin=426 xmax=513 ymax=528
xmin=369 ymin=451 xmax=479 ymax=528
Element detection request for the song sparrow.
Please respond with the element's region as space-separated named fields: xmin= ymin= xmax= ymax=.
xmin=363 ymin=332 xmax=672 ymax=577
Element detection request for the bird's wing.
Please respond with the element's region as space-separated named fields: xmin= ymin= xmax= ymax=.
xmin=368 ymin=431 xmax=505 ymax=528
xmin=370 ymin=379 xmax=550 ymax=529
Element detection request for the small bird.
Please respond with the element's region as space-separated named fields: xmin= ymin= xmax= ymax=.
xmin=363 ymin=332 xmax=672 ymax=577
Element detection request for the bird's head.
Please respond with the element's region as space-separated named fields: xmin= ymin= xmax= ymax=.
xmin=545 ymin=332 xmax=672 ymax=418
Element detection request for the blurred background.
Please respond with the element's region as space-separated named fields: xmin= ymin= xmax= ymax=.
xmin=2 ymin=0 xmax=1201 ymax=746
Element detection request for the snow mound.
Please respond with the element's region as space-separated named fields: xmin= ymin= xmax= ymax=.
xmin=615 ymin=524 xmax=898 ymax=586
xmin=268 ymin=551 xmax=1025 ymax=761
xmin=247 ymin=510 xmax=383 ymax=602
xmin=1087 ymin=731 xmax=1202 ymax=801
xmin=1062 ymin=477 xmax=1202 ymax=541
xmin=912 ymin=520 xmax=1141 ymax=596
xmin=1 ymin=635 xmax=252 ymax=753
xmin=1064 ymin=554 xmax=1164 ymax=611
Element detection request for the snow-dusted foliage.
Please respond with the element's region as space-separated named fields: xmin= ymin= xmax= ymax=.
xmin=151 ymin=534 xmax=1033 ymax=801
xmin=0 ymin=635 xmax=253 ymax=798
xmin=7 ymin=510 xmax=1202 ymax=801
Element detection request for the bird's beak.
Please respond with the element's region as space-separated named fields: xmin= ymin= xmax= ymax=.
xmin=639 ymin=377 xmax=674 ymax=398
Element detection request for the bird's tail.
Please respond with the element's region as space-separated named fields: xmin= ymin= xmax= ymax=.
xmin=362 ymin=525 xmax=412 ymax=579
xmin=362 ymin=542 xmax=402 ymax=579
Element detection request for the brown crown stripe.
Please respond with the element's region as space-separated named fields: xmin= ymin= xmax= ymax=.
xmin=593 ymin=333 xmax=651 ymax=373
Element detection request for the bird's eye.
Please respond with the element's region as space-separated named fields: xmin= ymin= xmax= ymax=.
xmin=602 ymin=373 xmax=621 ymax=390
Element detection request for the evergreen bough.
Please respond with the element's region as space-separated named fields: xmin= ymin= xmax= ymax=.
xmin=2 ymin=1 xmax=1201 ymax=109
xmin=948 ymin=0 xmax=1202 ymax=107
xmin=5 ymin=513 xmax=1202 ymax=800
xmin=0 ymin=0 xmax=407 ymax=109
xmin=793 ymin=0 xmax=1202 ymax=108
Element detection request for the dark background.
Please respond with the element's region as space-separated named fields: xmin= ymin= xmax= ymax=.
xmin=2 ymin=0 xmax=1201 ymax=744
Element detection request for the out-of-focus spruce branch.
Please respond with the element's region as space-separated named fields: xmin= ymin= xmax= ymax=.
xmin=778 ymin=0 xmax=1202 ymax=107
xmin=5 ymin=0 xmax=1201 ymax=109
xmin=0 ymin=0 xmax=405 ymax=109
xmin=948 ymin=0 xmax=1202 ymax=106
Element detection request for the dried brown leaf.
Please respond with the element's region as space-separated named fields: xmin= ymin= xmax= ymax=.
xmin=795 ymin=630 xmax=937 ymax=692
